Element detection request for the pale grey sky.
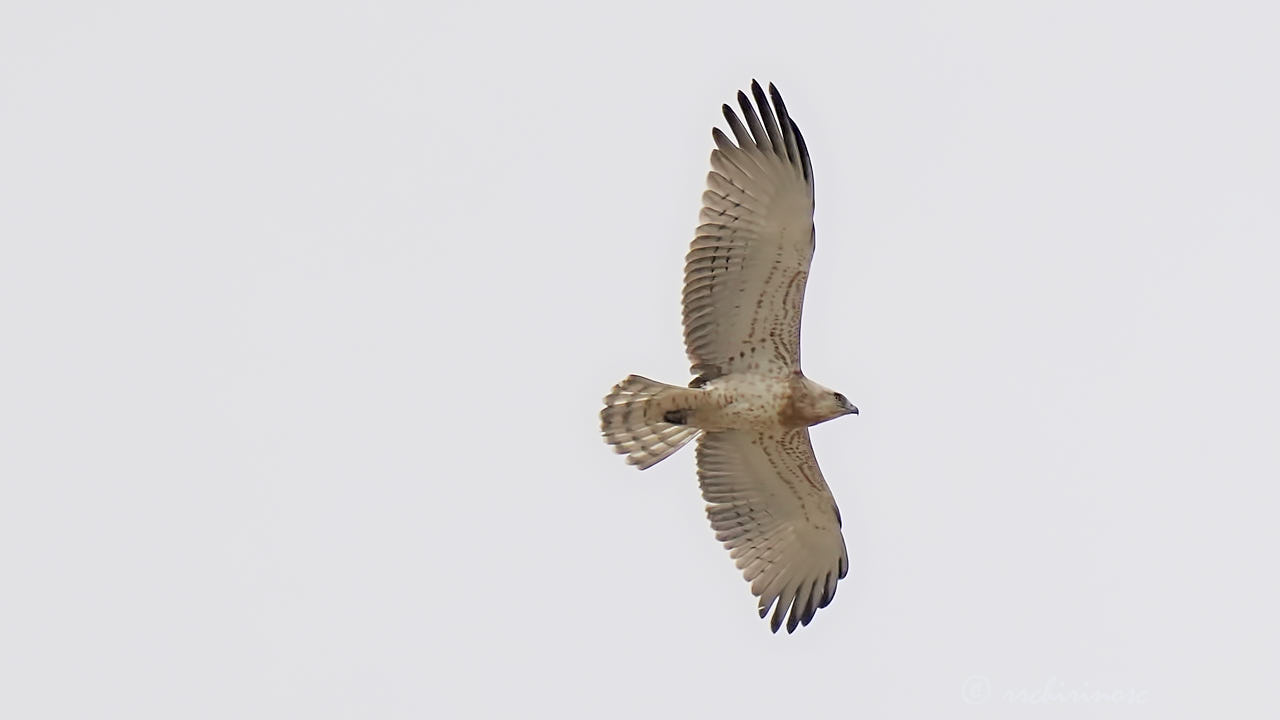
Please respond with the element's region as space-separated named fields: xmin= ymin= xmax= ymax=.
xmin=3 ymin=1 xmax=1278 ymax=717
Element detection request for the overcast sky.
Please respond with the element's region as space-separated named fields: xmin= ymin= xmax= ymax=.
xmin=3 ymin=1 xmax=1278 ymax=717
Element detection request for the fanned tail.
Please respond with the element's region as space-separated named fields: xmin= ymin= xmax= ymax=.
xmin=601 ymin=375 xmax=702 ymax=470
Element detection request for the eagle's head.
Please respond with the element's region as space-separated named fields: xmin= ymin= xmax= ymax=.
xmin=792 ymin=377 xmax=859 ymax=426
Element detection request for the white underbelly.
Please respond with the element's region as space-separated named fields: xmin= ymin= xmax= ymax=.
xmin=693 ymin=374 xmax=791 ymax=431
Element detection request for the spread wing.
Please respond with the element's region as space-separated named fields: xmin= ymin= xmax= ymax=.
xmin=697 ymin=429 xmax=849 ymax=633
xmin=683 ymin=81 xmax=816 ymax=384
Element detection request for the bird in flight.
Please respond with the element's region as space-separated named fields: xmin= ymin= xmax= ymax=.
xmin=601 ymin=81 xmax=859 ymax=633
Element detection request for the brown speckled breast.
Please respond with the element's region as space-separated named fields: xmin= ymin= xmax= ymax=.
xmin=776 ymin=374 xmax=821 ymax=428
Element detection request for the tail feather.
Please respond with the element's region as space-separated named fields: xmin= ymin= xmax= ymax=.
xmin=601 ymin=375 xmax=702 ymax=470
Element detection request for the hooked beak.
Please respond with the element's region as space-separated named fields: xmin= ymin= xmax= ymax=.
xmin=846 ymin=403 xmax=859 ymax=416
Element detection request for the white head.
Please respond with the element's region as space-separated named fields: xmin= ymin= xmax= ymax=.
xmin=794 ymin=377 xmax=859 ymax=426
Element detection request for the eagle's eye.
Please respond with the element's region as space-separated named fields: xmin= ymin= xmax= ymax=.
xmin=833 ymin=393 xmax=847 ymax=405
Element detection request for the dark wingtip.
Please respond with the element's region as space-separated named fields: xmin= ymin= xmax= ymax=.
xmin=768 ymin=83 xmax=786 ymax=113
xmin=791 ymin=118 xmax=812 ymax=182
xmin=749 ymin=81 xmax=769 ymax=114
xmin=720 ymin=105 xmax=741 ymax=133
xmin=802 ymin=588 xmax=818 ymax=625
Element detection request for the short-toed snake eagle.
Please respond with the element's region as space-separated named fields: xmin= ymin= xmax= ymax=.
xmin=601 ymin=81 xmax=858 ymax=633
